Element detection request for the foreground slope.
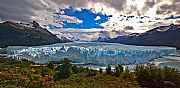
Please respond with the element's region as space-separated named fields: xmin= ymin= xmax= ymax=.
xmin=0 ymin=57 xmax=179 ymax=88
xmin=0 ymin=21 xmax=69 ymax=48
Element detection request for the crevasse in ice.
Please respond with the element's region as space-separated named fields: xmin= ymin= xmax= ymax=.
xmin=6 ymin=42 xmax=176 ymax=65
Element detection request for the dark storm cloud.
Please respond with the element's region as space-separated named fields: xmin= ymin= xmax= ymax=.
xmin=0 ymin=0 xmax=126 ymax=23
xmin=51 ymin=0 xmax=126 ymax=10
xmin=176 ymin=20 xmax=180 ymax=23
xmin=124 ymin=26 xmax=134 ymax=30
xmin=156 ymin=4 xmax=175 ymax=15
xmin=0 ymin=0 xmax=179 ymax=24
xmin=145 ymin=0 xmax=156 ymax=8
xmin=156 ymin=0 xmax=180 ymax=15
xmin=51 ymin=0 xmax=88 ymax=8
xmin=0 ymin=0 xmax=52 ymax=22
xmin=142 ymin=0 xmax=157 ymax=13
xmin=99 ymin=0 xmax=126 ymax=10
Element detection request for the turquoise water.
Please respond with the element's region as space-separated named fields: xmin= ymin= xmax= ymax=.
xmin=152 ymin=51 xmax=180 ymax=71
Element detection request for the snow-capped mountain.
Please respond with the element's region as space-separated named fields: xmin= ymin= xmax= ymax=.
xmin=50 ymin=29 xmax=128 ymax=41
xmin=95 ymin=24 xmax=180 ymax=49
xmin=0 ymin=21 xmax=70 ymax=48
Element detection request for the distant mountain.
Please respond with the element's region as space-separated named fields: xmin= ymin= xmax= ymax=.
xmin=50 ymin=29 xmax=128 ymax=41
xmin=96 ymin=24 xmax=180 ymax=49
xmin=0 ymin=21 xmax=70 ymax=48
xmin=92 ymin=37 xmax=111 ymax=42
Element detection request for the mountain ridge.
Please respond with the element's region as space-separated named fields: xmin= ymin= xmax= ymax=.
xmin=95 ymin=24 xmax=180 ymax=49
xmin=0 ymin=21 xmax=70 ymax=48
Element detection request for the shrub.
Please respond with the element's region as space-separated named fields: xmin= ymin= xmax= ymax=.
xmin=99 ymin=68 xmax=103 ymax=74
xmin=85 ymin=69 xmax=96 ymax=77
xmin=41 ymin=67 xmax=52 ymax=77
xmin=114 ymin=64 xmax=124 ymax=77
xmin=71 ymin=65 xmax=79 ymax=74
xmin=105 ymin=65 xmax=112 ymax=75
xmin=121 ymin=68 xmax=137 ymax=82
xmin=134 ymin=64 xmax=180 ymax=88
xmin=46 ymin=61 xmax=55 ymax=70
xmin=54 ymin=58 xmax=72 ymax=80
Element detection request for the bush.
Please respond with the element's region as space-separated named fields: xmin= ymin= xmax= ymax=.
xmin=114 ymin=64 xmax=124 ymax=77
xmin=121 ymin=68 xmax=137 ymax=82
xmin=54 ymin=58 xmax=72 ymax=80
xmin=105 ymin=65 xmax=112 ymax=75
xmin=41 ymin=67 xmax=53 ymax=77
xmin=99 ymin=68 xmax=103 ymax=74
xmin=46 ymin=61 xmax=55 ymax=70
xmin=71 ymin=65 xmax=79 ymax=74
xmin=134 ymin=64 xmax=180 ymax=88
xmin=84 ymin=68 xmax=96 ymax=77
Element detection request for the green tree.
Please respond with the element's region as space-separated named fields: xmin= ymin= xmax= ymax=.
xmin=71 ymin=65 xmax=79 ymax=74
xmin=121 ymin=68 xmax=136 ymax=82
xmin=41 ymin=67 xmax=52 ymax=77
xmin=134 ymin=64 xmax=180 ymax=88
xmin=85 ymin=69 xmax=96 ymax=77
xmin=62 ymin=58 xmax=71 ymax=65
xmin=114 ymin=66 xmax=120 ymax=77
xmin=54 ymin=58 xmax=72 ymax=80
xmin=163 ymin=66 xmax=180 ymax=87
xmin=118 ymin=64 xmax=124 ymax=73
xmin=105 ymin=65 xmax=112 ymax=75
xmin=46 ymin=61 xmax=55 ymax=70
xmin=99 ymin=68 xmax=103 ymax=74
xmin=114 ymin=64 xmax=124 ymax=77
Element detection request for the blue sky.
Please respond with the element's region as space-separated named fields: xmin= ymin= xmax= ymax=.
xmin=0 ymin=0 xmax=179 ymax=41
xmin=0 ymin=0 xmax=179 ymax=31
xmin=165 ymin=15 xmax=180 ymax=20
xmin=49 ymin=6 xmax=180 ymax=34
xmin=54 ymin=7 xmax=110 ymax=29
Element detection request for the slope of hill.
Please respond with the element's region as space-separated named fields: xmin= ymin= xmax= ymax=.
xmin=97 ymin=24 xmax=180 ymax=49
xmin=0 ymin=21 xmax=70 ymax=48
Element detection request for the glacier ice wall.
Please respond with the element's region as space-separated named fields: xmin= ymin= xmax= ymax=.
xmin=6 ymin=42 xmax=176 ymax=65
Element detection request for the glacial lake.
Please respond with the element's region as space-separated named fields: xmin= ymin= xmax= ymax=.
xmin=151 ymin=50 xmax=180 ymax=71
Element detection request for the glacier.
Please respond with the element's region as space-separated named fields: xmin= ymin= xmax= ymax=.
xmin=6 ymin=42 xmax=176 ymax=66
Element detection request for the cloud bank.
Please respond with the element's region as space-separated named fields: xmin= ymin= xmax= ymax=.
xmin=0 ymin=0 xmax=180 ymax=40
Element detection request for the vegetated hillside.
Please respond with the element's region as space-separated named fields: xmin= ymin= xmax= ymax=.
xmin=0 ymin=21 xmax=70 ymax=48
xmin=0 ymin=57 xmax=179 ymax=88
xmin=100 ymin=24 xmax=180 ymax=49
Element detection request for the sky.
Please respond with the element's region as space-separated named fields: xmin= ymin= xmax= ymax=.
xmin=0 ymin=0 xmax=180 ymax=40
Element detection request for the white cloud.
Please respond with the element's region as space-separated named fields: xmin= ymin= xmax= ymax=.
xmin=51 ymin=29 xmax=128 ymax=41
xmin=95 ymin=16 xmax=101 ymax=20
xmin=55 ymin=15 xmax=83 ymax=24
xmin=0 ymin=18 xmax=2 ymax=22
xmin=0 ymin=0 xmax=179 ymax=36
